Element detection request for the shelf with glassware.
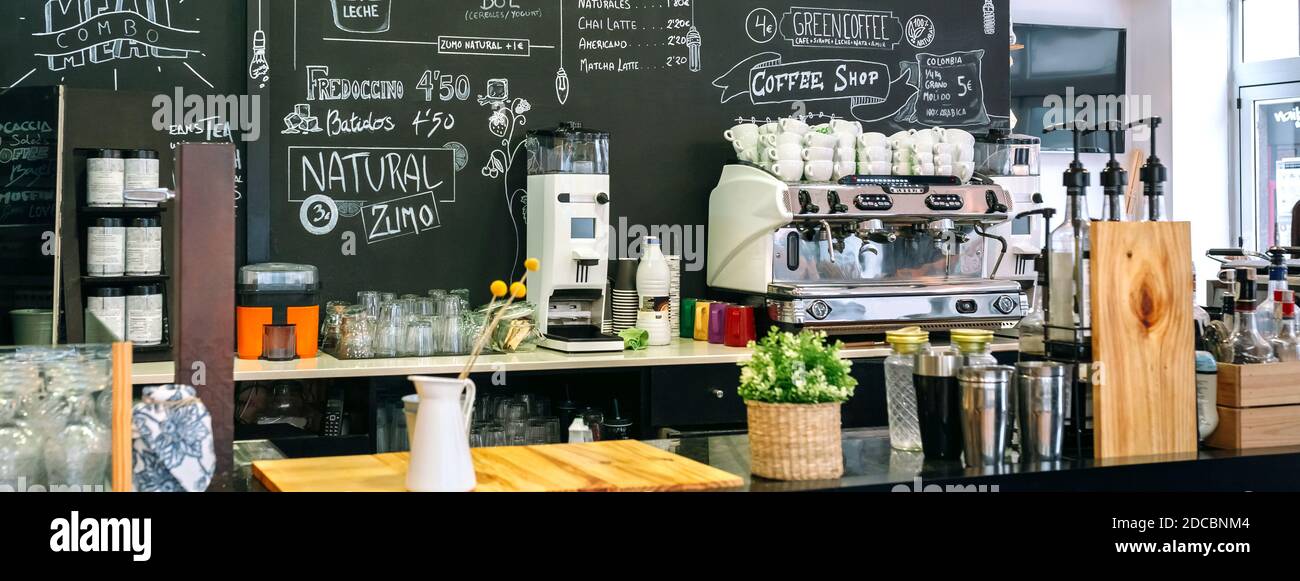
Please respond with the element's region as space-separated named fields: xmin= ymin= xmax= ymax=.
xmin=1016 ymin=118 xmax=1198 ymax=460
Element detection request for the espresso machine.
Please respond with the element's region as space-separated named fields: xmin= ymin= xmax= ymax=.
xmin=974 ymin=130 xmax=1045 ymax=285
xmin=707 ymin=164 xmax=1024 ymax=335
xmin=525 ymin=122 xmax=624 ymax=352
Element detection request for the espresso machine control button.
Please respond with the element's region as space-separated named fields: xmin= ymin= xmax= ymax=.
xmin=827 ymin=191 xmax=849 ymax=214
xmin=926 ymin=193 xmax=965 ymax=211
xmin=596 ymin=192 xmax=610 ymax=205
xmin=992 ymin=295 xmax=1018 ymax=315
xmin=797 ymin=190 xmax=820 ymax=214
xmin=854 ymin=193 xmax=893 ymax=211
xmin=955 ymin=299 xmax=978 ymax=314
xmin=806 ymin=300 xmax=832 ymax=320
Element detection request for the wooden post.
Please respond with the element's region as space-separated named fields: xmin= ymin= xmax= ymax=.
xmin=173 ymin=144 xmax=237 ymax=491
xmin=1090 ymin=221 xmax=1198 ymax=458
xmin=111 ymin=341 xmax=133 ymax=492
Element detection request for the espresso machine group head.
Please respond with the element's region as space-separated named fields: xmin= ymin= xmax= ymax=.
xmin=707 ymin=164 xmax=1024 ymax=335
xmin=525 ymin=122 xmax=624 ymax=353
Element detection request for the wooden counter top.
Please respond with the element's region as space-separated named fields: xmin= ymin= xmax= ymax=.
xmin=252 ymin=440 xmax=745 ymax=492
xmin=133 ymin=336 xmax=1020 ymax=384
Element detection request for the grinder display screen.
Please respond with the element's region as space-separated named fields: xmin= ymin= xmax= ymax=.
xmin=571 ymin=218 xmax=596 ymax=239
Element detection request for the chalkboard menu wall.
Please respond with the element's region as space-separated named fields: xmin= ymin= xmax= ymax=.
xmin=255 ymin=0 xmax=1009 ymax=305
xmin=0 ymin=0 xmax=250 ymax=274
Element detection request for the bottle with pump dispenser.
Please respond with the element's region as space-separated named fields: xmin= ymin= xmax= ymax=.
xmin=1271 ymin=290 xmax=1300 ymax=362
xmin=1045 ymin=124 xmax=1091 ymax=344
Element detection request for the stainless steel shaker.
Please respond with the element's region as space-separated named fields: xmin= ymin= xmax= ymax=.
xmin=958 ymin=365 xmax=1013 ymax=467
xmin=1015 ymin=362 xmax=1068 ymax=461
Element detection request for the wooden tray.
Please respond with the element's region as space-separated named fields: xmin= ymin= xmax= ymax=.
xmin=253 ymin=440 xmax=745 ymax=492
xmin=1207 ymin=405 xmax=1300 ymax=450
xmin=1217 ymin=361 xmax=1300 ymax=408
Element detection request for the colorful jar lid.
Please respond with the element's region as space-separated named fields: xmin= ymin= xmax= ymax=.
xmin=950 ymin=328 xmax=994 ymax=353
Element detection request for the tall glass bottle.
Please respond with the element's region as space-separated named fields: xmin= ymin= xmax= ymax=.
xmin=1229 ymin=283 xmax=1278 ymax=364
xmin=1019 ymin=258 xmax=1047 ymax=360
xmin=1047 ymin=184 xmax=1090 ymax=343
xmin=883 ymin=327 xmax=928 ymax=451
xmin=1259 ymin=249 xmax=1288 ymax=340
xmin=1270 ymin=291 xmax=1300 ymax=362
xmin=1206 ymin=293 xmax=1236 ymax=363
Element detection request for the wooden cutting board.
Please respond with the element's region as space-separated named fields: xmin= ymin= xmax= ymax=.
xmin=252 ymin=440 xmax=744 ymax=492
xmin=1090 ymin=221 xmax=1197 ymax=459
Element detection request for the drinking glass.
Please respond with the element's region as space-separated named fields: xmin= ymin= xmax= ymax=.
xmin=504 ymin=420 xmax=528 ymax=446
xmin=357 ymin=291 xmax=382 ymax=318
xmin=437 ymin=297 xmax=466 ymax=355
xmin=526 ymin=419 xmax=550 ymax=445
xmin=319 ymin=301 xmax=349 ymax=351
xmin=482 ymin=424 xmax=507 ymax=447
xmin=405 ymin=317 xmax=436 ymax=357
xmin=339 ymin=307 xmax=375 ymax=359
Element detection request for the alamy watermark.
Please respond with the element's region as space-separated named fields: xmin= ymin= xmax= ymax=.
xmin=608 ymin=217 xmax=706 ymax=273
xmin=891 ymin=476 xmax=1000 ymax=493
xmin=152 ymin=87 xmax=261 ymax=142
xmin=1041 ymin=87 xmax=1154 ymax=142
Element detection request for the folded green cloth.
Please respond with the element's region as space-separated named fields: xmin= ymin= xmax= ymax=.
xmin=619 ymin=328 xmax=649 ymax=351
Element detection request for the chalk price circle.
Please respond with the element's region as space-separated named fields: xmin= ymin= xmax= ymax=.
xmin=300 ymin=194 xmax=339 ymax=236
xmin=746 ymin=8 xmax=778 ymax=44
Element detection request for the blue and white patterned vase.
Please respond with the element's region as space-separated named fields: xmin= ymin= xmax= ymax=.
xmin=132 ymin=385 xmax=215 ymax=492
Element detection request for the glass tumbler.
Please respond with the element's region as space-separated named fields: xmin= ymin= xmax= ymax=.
xmin=405 ymin=317 xmax=435 ymax=357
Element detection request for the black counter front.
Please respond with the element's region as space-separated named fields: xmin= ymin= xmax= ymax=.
xmin=657 ymin=429 xmax=1300 ymax=492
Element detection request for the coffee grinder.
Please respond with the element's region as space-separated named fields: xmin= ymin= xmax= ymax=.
xmin=525 ymin=122 xmax=624 ymax=352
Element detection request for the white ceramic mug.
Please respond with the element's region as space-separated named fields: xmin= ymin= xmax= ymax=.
xmin=913 ymin=163 xmax=936 ymax=176
xmin=761 ymin=132 xmax=802 ymax=147
xmin=892 ymin=149 xmax=914 ymax=163
xmin=892 ymin=163 xmax=913 ymax=176
xmin=858 ymin=132 xmax=889 ymax=148
xmin=934 ymin=153 xmax=955 ymax=166
xmin=834 ymin=132 xmax=857 ymax=149
xmin=759 ymin=122 xmax=782 ymax=135
xmin=936 ymin=164 xmax=954 ymax=177
xmin=803 ymin=132 xmax=838 ymax=148
xmin=779 ymin=118 xmax=810 ymax=135
xmin=834 ymin=147 xmax=857 ymax=162
xmin=804 ymin=160 xmax=834 ymax=182
xmin=801 ymin=146 xmax=834 ymax=162
xmin=913 ymin=151 xmax=934 ymax=165
xmin=913 ymin=128 xmax=941 ymax=147
xmin=860 ymin=161 xmax=891 ymax=175
xmin=770 ymin=160 xmax=804 ymax=182
xmin=932 ymin=142 xmax=957 ymax=157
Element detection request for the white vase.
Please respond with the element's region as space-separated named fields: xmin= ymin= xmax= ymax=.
xmin=405 ymin=376 xmax=476 ymax=492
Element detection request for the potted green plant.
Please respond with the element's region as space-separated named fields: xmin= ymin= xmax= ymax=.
xmin=738 ymin=328 xmax=856 ymax=480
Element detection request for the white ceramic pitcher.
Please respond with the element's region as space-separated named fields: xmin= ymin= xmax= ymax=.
xmin=405 ymin=376 xmax=476 ymax=492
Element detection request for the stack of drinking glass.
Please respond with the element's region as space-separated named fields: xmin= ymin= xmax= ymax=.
xmin=0 ymin=345 xmax=114 ymax=492
xmin=321 ymin=289 xmax=474 ymax=359
xmin=470 ymin=393 xmax=563 ymax=447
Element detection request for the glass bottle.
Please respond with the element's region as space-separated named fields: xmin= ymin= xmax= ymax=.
xmin=1206 ymin=293 xmax=1236 ymax=364
xmin=1258 ymin=251 xmax=1287 ymax=340
xmin=952 ymin=328 xmax=999 ymax=368
xmin=0 ymin=382 xmax=42 ymax=491
xmin=1229 ymin=283 xmax=1278 ymax=364
xmin=1018 ymin=259 xmax=1047 ymax=360
xmin=1270 ymin=291 xmax=1300 ymax=362
xmin=43 ymin=382 xmax=110 ymax=489
xmin=1047 ymin=190 xmax=1090 ymax=343
xmin=883 ymin=327 xmax=929 ymax=451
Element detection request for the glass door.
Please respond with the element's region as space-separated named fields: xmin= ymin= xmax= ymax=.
xmin=1239 ymin=82 xmax=1300 ymax=250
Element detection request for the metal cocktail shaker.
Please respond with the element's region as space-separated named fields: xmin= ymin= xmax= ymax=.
xmin=1015 ymin=361 xmax=1068 ymax=461
xmin=958 ymin=366 xmax=1013 ymax=467
xmin=914 ymin=350 xmax=964 ymax=461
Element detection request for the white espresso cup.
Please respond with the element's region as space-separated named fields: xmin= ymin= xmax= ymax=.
xmin=804 ymin=160 xmax=834 ymax=182
xmin=860 ymin=161 xmax=892 ymax=175
xmin=955 ymin=162 xmax=975 ymax=181
xmin=801 ymin=146 xmax=834 ymax=162
xmin=892 ymin=163 xmax=913 ymax=176
xmin=913 ymin=163 xmax=936 ymax=176
xmin=832 ymin=160 xmax=856 ymax=180
xmin=858 ymin=132 xmax=889 ymax=148
xmin=934 ymin=153 xmax=955 ymax=166
xmin=769 ymin=160 xmax=804 ymax=182
xmin=835 ymin=132 xmax=858 ymax=149
xmin=803 ymin=132 xmax=839 ymax=148
xmin=932 ymin=142 xmax=957 ymax=157
xmin=861 ymin=146 xmax=891 ymax=162
xmin=944 ymin=128 xmax=976 ymax=149
xmin=831 ymin=119 xmax=863 ymax=135
xmin=834 ymin=147 xmax=856 ymax=162
xmin=761 ymin=132 xmax=803 ymax=147
xmin=779 ymin=118 xmax=810 ymax=135
xmin=913 ymin=151 xmax=934 ymax=165
xmin=759 ymin=122 xmax=782 ymax=135
xmin=767 ymin=143 xmax=802 ymax=160
xmin=724 ymin=123 xmax=760 ymax=143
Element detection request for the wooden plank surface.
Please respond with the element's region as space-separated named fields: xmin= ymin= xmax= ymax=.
xmin=1217 ymin=362 xmax=1300 ymax=408
xmin=1090 ymin=222 xmax=1197 ymax=458
xmin=252 ymin=440 xmax=744 ymax=492
xmin=1206 ymin=405 xmax=1300 ymax=449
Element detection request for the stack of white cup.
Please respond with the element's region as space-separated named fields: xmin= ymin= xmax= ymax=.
xmin=856 ymin=132 xmax=892 ymax=176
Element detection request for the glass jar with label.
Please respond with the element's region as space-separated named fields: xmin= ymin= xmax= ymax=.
xmin=124 ymin=149 xmax=160 ymax=206
xmin=127 ymin=285 xmax=164 ymax=346
xmin=86 ymin=149 xmax=125 ymax=207
xmin=86 ymin=217 xmax=126 ymax=277
xmin=125 ymin=217 xmax=162 ymax=276
xmin=85 ymin=287 xmax=126 ymax=343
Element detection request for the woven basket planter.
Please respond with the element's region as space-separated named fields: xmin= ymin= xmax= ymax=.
xmin=746 ymin=401 xmax=843 ymax=480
